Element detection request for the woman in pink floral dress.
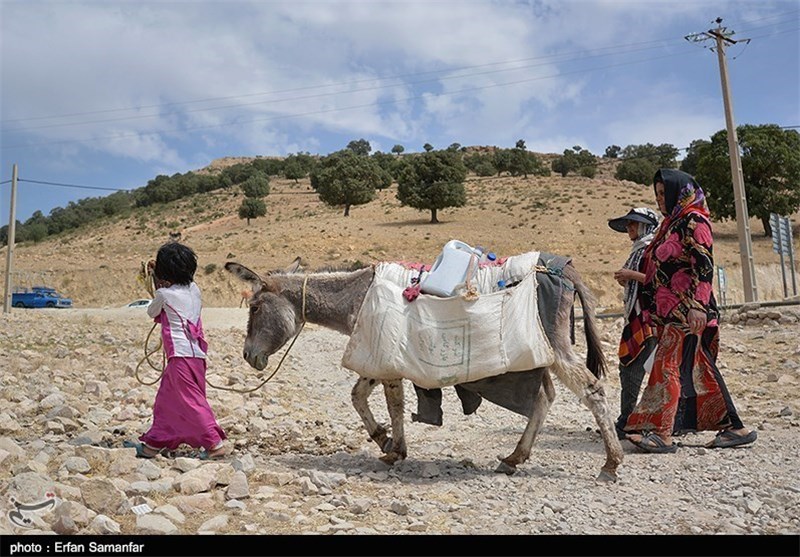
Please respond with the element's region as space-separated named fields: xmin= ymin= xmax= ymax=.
xmin=624 ymin=169 xmax=757 ymax=453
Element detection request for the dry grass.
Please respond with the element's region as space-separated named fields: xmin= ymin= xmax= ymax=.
xmin=2 ymin=166 xmax=798 ymax=312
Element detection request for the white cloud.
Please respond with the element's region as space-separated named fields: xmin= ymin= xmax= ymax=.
xmin=1 ymin=0 xmax=796 ymax=221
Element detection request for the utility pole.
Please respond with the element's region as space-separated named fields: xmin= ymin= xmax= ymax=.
xmin=686 ymin=18 xmax=758 ymax=303
xmin=3 ymin=164 xmax=18 ymax=314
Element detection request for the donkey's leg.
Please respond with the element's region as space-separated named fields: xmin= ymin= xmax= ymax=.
xmin=351 ymin=377 xmax=393 ymax=455
xmin=550 ymin=360 xmax=623 ymax=482
xmin=496 ymin=370 xmax=555 ymax=475
xmin=378 ymin=379 xmax=407 ymax=464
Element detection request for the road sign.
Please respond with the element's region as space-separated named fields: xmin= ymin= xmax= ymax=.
xmin=780 ymin=218 xmax=793 ymax=246
xmin=771 ymin=213 xmax=792 ymax=256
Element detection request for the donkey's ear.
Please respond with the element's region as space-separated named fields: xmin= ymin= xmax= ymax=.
xmin=225 ymin=262 xmax=267 ymax=291
xmin=284 ymin=257 xmax=303 ymax=274
xmin=225 ymin=262 xmax=281 ymax=295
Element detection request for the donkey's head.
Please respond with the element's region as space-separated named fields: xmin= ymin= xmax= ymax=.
xmin=224 ymin=259 xmax=303 ymax=371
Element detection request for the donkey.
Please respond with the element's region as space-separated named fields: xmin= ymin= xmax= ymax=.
xmin=225 ymin=257 xmax=623 ymax=481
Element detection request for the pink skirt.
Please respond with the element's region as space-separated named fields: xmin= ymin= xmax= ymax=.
xmin=140 ymin=357 xmax=226 ymax=450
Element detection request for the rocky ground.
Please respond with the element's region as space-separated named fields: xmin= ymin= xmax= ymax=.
xmin=0 ymin=303 xmax=798 ymax=541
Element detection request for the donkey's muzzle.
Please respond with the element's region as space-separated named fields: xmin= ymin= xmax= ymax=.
xmin=243 ymin=349 xmax=268 ymax=371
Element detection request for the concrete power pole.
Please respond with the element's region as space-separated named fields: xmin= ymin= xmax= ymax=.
xmin=3 ymin=164 xmax=18 ymax=314
xmin=687 ymin=18 xmax=758 ymax=303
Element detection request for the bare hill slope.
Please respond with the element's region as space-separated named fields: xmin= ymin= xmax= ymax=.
xmin=2 ymin=163 xmax=798 ymax=311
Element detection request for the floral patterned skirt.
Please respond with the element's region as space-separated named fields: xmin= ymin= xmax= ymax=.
xmin=624 ymin=324 xmax=742 ymax=437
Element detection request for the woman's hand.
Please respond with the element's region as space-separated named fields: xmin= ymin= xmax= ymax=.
xmin=687 ymin=308 xmax=707 ymax=335
xmin=613 ymin=269 xmax=629 ymax=286
xmin=614 ymin=268 xmax=646 ymax=286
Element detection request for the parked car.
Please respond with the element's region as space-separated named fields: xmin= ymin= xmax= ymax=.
xmin=125 ymin=299 xmax=152 ymax=308
xmin=12 ymin=286 xmax=73 ymax=309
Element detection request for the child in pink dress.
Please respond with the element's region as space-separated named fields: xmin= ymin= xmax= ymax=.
xmin=125 ymin=242 xmax=228 ymax=459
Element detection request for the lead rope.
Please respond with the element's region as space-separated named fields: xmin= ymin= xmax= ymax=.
xmin=135 ymin=262 xmax=164 ymax=386
xmin=136 ymin=275 xmax=309 ymax=394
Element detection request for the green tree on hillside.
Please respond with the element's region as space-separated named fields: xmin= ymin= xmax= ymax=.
xmin=493 ymin=148 xmax=511 ymax=176
xmin=237 ymin=171 xmax=270 ymax=225
xmin=310 ymin=150 xmax=383 ymax=216
xmin=238 ymin=198 xmax=266 ymax=225
xmin=391 ymin=144 xmax=405 ymax=156
xmin=423 ymin=143 xmax=434 ymax=152
xmin=283 ymin=152 xmax=317 ymax=183
xmin=614 ymin=143 xmax=679 ymax=185
xmin=679 ymin=139 xmax=709 ymax=178
xmin=463 ymin=153 xmax=497 ymax=176
xmin=346 ymin=138 xmax=372 ymax=156
xmin=509 ymin=143 xmax=547 ymax=179
xmin=283 ymin=159 xmax=305 ymax=183
xmin=251 ymin=158 xmax=284 ymax=176
xmin=552 ymin=146 xmax=596 ymax=177
xmin=240 ymin=172 xmax=270 ymax=198
xmin=370 ymin=151 xmax=400 ymax=184
xmin=396 ymin=149 xmax=467 ymax=223
xmin=692 ymin=124 xmax=800 ymax=236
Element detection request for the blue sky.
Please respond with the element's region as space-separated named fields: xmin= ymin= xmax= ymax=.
xmin=1 ymin=0 xmax=798 ymax=222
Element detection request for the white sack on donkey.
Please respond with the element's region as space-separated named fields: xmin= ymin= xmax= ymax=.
xmin=341 ymin=253 xmax=555 ymax=389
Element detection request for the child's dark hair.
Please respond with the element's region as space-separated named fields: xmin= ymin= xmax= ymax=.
xmin=154 ymin=242 xmax=197 ymax=286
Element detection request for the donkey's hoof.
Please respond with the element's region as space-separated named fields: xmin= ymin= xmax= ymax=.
xmin=379 ymin=452 xmax=404 ymax=465
xmin=495 ymin=460 xmax=517 ymax=475
xmin=597 ymin=469 xmax=618 ymax=483
xmin=380 ymin=438 xmax=394 ymax=453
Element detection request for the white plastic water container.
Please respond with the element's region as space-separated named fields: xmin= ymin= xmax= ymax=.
xmin=420 ymin=240 xmax=481 ymax=297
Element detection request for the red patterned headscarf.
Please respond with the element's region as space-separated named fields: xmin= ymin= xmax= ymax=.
xmin=649 ymin=169 xmax=710 ymax=249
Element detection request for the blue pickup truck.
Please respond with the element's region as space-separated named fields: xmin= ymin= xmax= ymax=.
xmin=12 ymin=286 xmax=73 ymax=309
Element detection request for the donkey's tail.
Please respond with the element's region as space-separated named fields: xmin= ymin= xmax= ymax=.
xmin=564 ymin=264 xmax=607 ymax=379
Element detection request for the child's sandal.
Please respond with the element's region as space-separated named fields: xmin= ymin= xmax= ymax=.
xmin=198 ymin=445 xmax=230 ymax=461
xmin=123 ymin=440 xmax=162 ymax=459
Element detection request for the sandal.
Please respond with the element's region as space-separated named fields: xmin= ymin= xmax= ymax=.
xmin=197 ymin=445 xmax=230 ymax=461
xmin=628 ymin=432 xmax=678 ymax=454
xmin=707 ymin=429 xmax=757 ymax=449
xmin=123 ymin=440 xmax=163 ymax=459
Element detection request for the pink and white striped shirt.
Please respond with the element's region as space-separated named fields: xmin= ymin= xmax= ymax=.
xmin=147 ymin=282 xmax=207 ymax=359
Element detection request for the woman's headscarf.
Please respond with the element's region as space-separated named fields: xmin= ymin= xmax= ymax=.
xmin=653 ymin=168 xmax=709 ymax=221
xmin=648 ymin=169 xmax=710 ymax=250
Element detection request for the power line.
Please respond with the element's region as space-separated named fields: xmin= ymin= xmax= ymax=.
xmin=17 ymin=178 xmax=127 ymax=193
xmin=2 ymin=43 xmax=700 ymax=134
xmin=6 ymin=14 xmax=795 ymax=130
xmin=0 ymin=48 xmax=707 ymax=151
xmin=7 ymin=123 xmax=798 ymax=195
xmin=8 ymin=8 xmax=797 ymax=128
xmin=0 ymin=34 xmax=722 ymax=128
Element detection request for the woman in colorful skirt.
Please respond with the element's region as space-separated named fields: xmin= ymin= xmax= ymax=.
xmin=624 ymin=169 xmax=757 ymax=453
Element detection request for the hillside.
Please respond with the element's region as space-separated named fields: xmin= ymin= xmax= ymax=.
xmin=2 ymin=162 xmax=798 ymax=312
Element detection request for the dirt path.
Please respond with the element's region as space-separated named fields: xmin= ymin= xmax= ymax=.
xmin=1 ymin=305 xmax=798 ymax=543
